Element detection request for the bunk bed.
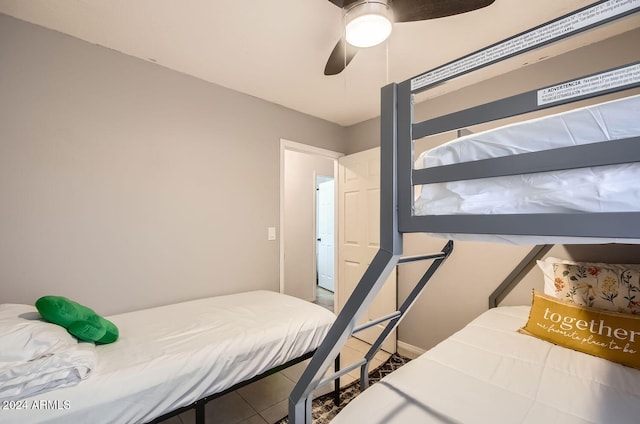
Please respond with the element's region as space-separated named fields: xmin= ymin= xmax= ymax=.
xmin=1 ymin=290 xmax=337 ymax=424
xmin=289 ymin=1 xmax=640 ymax=422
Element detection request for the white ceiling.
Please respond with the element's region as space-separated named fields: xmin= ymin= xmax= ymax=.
xmin=0 ymin=0 xmax=637 ymax=126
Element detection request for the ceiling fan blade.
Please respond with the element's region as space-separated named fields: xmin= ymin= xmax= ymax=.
xmin=327 ymin=0 xmax=361 ymax=8
xmin=393 ymin=0 xmax=495 ymax=22
xmin=324 ymin=38 xmax=359 ymax=75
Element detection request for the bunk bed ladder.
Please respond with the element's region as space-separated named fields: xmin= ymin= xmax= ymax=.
xmin=358 ymin=241 xmax=454 ymax=389
xmin=288 ymin=242 xmax=453 ymax=424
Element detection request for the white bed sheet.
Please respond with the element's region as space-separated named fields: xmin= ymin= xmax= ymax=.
xmin=2 ymin=290 xmax=335 ymax=424
xmin=413 ymin=94 xmax=640 ymax=244
xmin=331 ymin=306 xmax=640 ymax=424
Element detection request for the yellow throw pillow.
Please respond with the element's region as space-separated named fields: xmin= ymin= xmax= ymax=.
xmin=520 ymin=291 xmax=640 ymax=369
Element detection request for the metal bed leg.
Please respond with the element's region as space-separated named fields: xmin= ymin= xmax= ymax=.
xmin=290 ymin=396 xmax=312 ymax=424
xmin=360 ymin=360 xmax=370 ymax=391
xmin=195 ymin=400 xmax=205 ymax=424
xmin=334 ymin=354 xmax=341 ymax=406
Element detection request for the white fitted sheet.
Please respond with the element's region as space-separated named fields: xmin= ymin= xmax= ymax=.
xmin=3 ymin=290 xmax=335 ymax=424
xmin=331 ymin=306 xmax=640 ymax=424
xmin=414 ymin=94 xmax=640 ymax=244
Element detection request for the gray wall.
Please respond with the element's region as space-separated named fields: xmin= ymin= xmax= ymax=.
xmin=0 ymin=14 xmax=347 ymax=315
xmin=345 ymin=28 xmax=640 ymax=352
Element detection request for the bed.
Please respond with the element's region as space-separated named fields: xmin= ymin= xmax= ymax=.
xmin=289 ymin=1 xmax=640 ymax=422
xmin=329 ymin=256 xmax=640 ymax=423
xmin=330 ymin=301 xmax=640 ymax=424
xmin=0 ymin=290 xmax=336 ymax=424
xmin=413 ymin=93 xmax=640 ymax=245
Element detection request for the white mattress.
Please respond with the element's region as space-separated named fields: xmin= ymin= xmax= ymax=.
xmin=3 ymin=290 xmax=335 ymax=424
xmin=414 ymin=94 xmax=640 ymax=244
xmin=332 ymin=306 xmax=640 ymax=424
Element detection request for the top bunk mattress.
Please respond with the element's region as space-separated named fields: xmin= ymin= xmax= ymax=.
xmin=414 ymin=94 xmax=640 ymax=244
xmin=331 ymin=305 xmax=640 ymax=424
xmin=2 ymin=290 xmax=335 ymax=424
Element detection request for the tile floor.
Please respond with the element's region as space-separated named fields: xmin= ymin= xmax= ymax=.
xmin=159 ymin=337 xmax=390 ymax=424
xmin=313 ymin=285 xmax=334 ymax=312
xmin=156 ymin=288 xmax=389 ymax=424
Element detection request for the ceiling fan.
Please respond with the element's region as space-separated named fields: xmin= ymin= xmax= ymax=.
xmin=324 ymin=0 xmax=496 ymax=75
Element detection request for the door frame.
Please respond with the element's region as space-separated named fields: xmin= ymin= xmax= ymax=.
xmin=279 ymin=139 xmax=342 ymax=301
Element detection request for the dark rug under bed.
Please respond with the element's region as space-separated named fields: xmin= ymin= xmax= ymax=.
xmin=276 ymin=353 xmax=411 ymax=424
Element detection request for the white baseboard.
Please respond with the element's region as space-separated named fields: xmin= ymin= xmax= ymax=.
xmin=397 ymin=341 xmax=425 ymax=359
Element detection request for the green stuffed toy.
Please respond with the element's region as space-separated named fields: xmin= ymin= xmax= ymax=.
xmin=35 ymin=296 xmax=119 ymax=344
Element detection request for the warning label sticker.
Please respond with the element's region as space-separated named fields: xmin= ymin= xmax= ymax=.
xmin=537 ymin=63 xmax=640 ymax=105
xmin=410 ymin=0 xmax=640 ymax=92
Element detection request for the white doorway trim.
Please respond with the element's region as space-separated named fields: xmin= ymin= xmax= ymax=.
xmin=279 ymin=139 xmax=342 ymax=299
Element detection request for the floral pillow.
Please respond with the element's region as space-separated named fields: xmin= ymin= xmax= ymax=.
xmin=537 ymin=257 xmax=640 ymax=314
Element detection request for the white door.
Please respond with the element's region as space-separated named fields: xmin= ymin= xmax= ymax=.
xmin=317 ymin=179 xmax=335 ymax=292
xmin=338 ymin=147 xmax=397 ymax=353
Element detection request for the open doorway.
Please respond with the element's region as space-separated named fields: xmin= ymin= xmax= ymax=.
xmin=280 ymin=139 xmax=342 ymax=308
xmin=315 ymin=176 xmax=334 ymax=312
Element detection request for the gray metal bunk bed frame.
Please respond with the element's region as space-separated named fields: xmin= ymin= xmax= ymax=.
xmin=290 ymin=1 xmax=640 ymax=423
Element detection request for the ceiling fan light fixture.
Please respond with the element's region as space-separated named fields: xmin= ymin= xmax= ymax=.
xmin=345 ymin=1 xmax=393 ymax=48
